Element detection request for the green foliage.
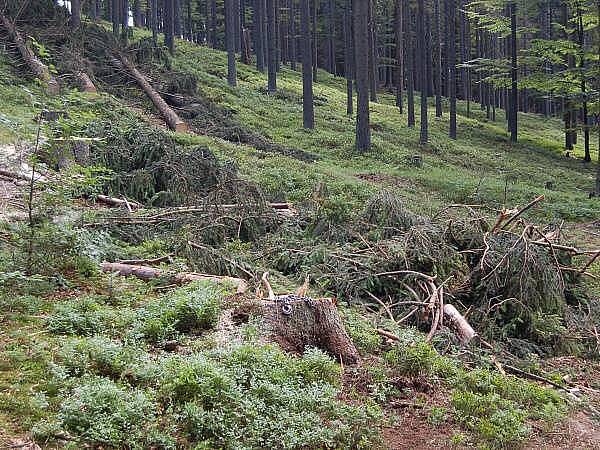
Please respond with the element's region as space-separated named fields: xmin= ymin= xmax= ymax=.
xmin=131 ymin=281 xmax=223 ymax=343
xmin=385 ymin=341 xmax=442 ymax=377
xmin=339 ymin=306 xmax=382 ymax=355
xmin=159 ymin=344 xmax=381 ymax=449
xmin=47 ymin=296 xmax=133 ymax=337
xmin=57 ymin=377 xmax=162 ymax=449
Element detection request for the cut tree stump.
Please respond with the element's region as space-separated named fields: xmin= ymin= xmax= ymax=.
xmin=76 ymin=71 xmax=97 ymax=93
xmin=443 ymin=303 xmax=476 ymax=344
xmin=100 ymin=262 xmax=248 ymax=293
xmin=118 ymin=54 xmax=188 ymax=132
xmin=234 ymin=294 xmax=360 ymax=364
xmin=0 ymin=14 xmax=60 ymax=95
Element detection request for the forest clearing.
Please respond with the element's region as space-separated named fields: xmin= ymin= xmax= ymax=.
xmin=0 ymin=0 xmax=599 ymax=448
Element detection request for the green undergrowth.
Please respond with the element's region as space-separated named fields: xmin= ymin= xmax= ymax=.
xmin=341 ymin=312 xmax=569 ymax=449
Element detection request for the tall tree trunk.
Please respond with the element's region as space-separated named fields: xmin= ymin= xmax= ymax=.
xmin=312 ymin=0 xmax=318 ymax=81
xmin=405 ymin=1 xmax=415 ymax=128
xmin=326 ymin=0 xmax=335 ymax=74
xmin=112 ymin=0 xmax=120 ymax=35
xmin=122 ymin=0 xmax=129 ymax=45
xmin=433 ymin=0 xmax=442 ymax=117
xmin=460 ymin=0 xmax=470 ymax=117
xmin=255 ymin=0 xmax=265 ymax=71
xmin=70 ymin=0 xmax=81 ymax=28
xmin=417 ymin=0 xmax=428 ymax=144
xmin=226 ymin=0 xmax=238 ymax=86
xmin=509 ymin=0 xmax=518 ymax=143
xmin=577 ymin=4 xmax=591 ymax=162
xmin=133 ymin=0 xmax=142 ymax=26
xmin=354 ymin=0 xmax=370 ymax=151
xmin=368 ymin=0 xmax=377 ymax=102
xmin=267 ymin=0 xmax=278 ymax=92
xmin=343 ymin=0 xmax=353 ymax=115
xmin=394 ymin=0 xmax=404 ymax=114
xmin=448 ymin=0 xmax=456 ymax=138
xmin=151 ymin=0 xmax=158 ymax=43
xmin=165 ymin=0 xmax=175 ymax=53
xmin=289 ymin=0 xmax=297 ymax=69
xmin=210 ymin=0 xmax=217 ymax=47
xmin=300 ymin=0 xmax=314 ymax=128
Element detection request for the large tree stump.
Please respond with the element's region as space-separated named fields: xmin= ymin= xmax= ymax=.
xmin=236 ymin=294 xmax=360 ymax=364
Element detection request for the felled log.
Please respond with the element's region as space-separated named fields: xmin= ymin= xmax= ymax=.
xmin=100 ymin=262 xmax=248 ymax=293
xmin=96 ymin=194 xmax=142 ymax=210
xmin=0 ymin=14 xmax=60 ymax=95
xmin=443 ymin=304 xmax=476 ymax=344
xmin=75 ymin=71 xmax=97 ymax=93
xmin=118 ymin=54 xmax=188 ymax=132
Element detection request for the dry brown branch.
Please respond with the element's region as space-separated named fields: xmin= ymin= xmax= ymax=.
xmin=500 ymin=195 xmax=545 ymax=231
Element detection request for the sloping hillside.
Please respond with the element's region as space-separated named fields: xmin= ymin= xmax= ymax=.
xmin=1 ymin=20 xmax=599 ymax=450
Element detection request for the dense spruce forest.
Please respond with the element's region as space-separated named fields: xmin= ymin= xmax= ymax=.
xmin=0 ymin=0 xmax=599 ymax=448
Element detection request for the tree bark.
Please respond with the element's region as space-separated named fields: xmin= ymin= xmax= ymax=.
xmin=509 ymin=0 xmax=518 ymax=143
xmin=0 ymin=14 xmax=60 ymax=95
xmin=119 ymin=54 xmax=188 ymax=132
xmin=405 ymin=1 xmax=415 ymax=128
xmin=394 ymin=0 xmax=404 ymax=113
xmin=417 ymin=0 xmax=428 ymax=144
xmin=237 ymin=295 xmax=360 ymax=364
xmin=70 ymin=0 xmax=81 ymax=28
xmin=165 ymin=0 xmax=175 ymax=53
xmin=267 ymin=0 xmax=278 ymax=92
xmin=448 ymin=0 xmax=456 ymax=139
xmin=255 ymin=0 xmax=266 ymax=71
xmin=433 ymin=0 xmax=442 ymax=117
xmin=367 ymin=0 xmax=377 ymax=102
xmin=300 ymin=0 xmax=314 ymax=128
xmin=289 ymin=0 xmax=297 ymax=70
xmin=354 ymin=0 xmax=370 ymax=151
xmin=226 ymin=0 xmax=238 ymax=86
xmin=343 ymin=0 xmax=353 ymax=115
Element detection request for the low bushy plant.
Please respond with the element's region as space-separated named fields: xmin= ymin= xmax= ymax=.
xmin=57 ymin=377 xmax=162 ymax=448
xmin=131 ymin=281 xmax=222 ymax=344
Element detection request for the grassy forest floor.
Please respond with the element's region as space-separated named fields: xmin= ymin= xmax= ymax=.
xmin=1 ymin=21 xmax=600 ymax=449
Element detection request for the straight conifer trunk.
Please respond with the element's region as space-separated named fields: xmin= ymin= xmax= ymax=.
xmin=300 ymin=0 xmax=314 ymax=128
xmin=267 ymin=0 xmax=278 ymax=92
xmin=405 ymin=1 xmax=415 ymax=128
xmin=289 ymin=0 xmax=297 ymax=69
xmin=509 ymin=0 xmax=518 ymax=142
xmin=226 ymin=0 xmax=238 ymax=86
xmin=417 ymin=0 xmax=428 ymax=144
xmin=433 ymin=0 xmax=442 ymax=117
xmin=394 ymin=0 xmax=404 ymax=113
xmin=368 ymin=0 xmax=377 ymax=102
xmin=343 ymin=0 xmax=353 ymax=115
xmin=165 ymin=0 xmax=175 ymax=54
xmin=448 ymin=0 xmax=456 ymax=139
xmin=354 ymin=0 xmax=370 ymax=151
xmin=70 ymin=0 xmax=81 ymax=28
xmin=255 ymin=0 xmax=266 ymax=71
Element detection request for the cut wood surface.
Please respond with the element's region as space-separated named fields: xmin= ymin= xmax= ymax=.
xmin=96 ymin=194 xmax=142 ymax=210
xmin=443 ymin=303 xmax=476 ymax=344
xmin=101 ymin=262 xmax=248 ymax=293
xmin=118 ymin=54 xmax=188 ymax=132
xmin=0 ymin=14 xmax=60 ymax=94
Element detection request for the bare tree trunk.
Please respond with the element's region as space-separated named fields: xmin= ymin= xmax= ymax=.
xmin=417 ymin=0 xmax=428 ymax=144
xmin=343 ymin=0 xmax=353 ymax=115
xmin=119 ymin=54 xmax=188 ymax=132
xmin=0 ymin=14 xmax=60 ymax=95
xmin=354 ymin=0 xmax=370 ymax=151
xmin=394 ymin=0 xmax=404 ymax=114
xmin=267 ymin=0 xmax=278 ymax=92
xmin=448 ymin=0 xmax=456 ymax=139
xmin=300 ymin=0 xmax=314 ymax=128
xmin=405 ymin=1 xmax=415 ymax=128
xmin=226 ymin=0 xmax=238 ymax=86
